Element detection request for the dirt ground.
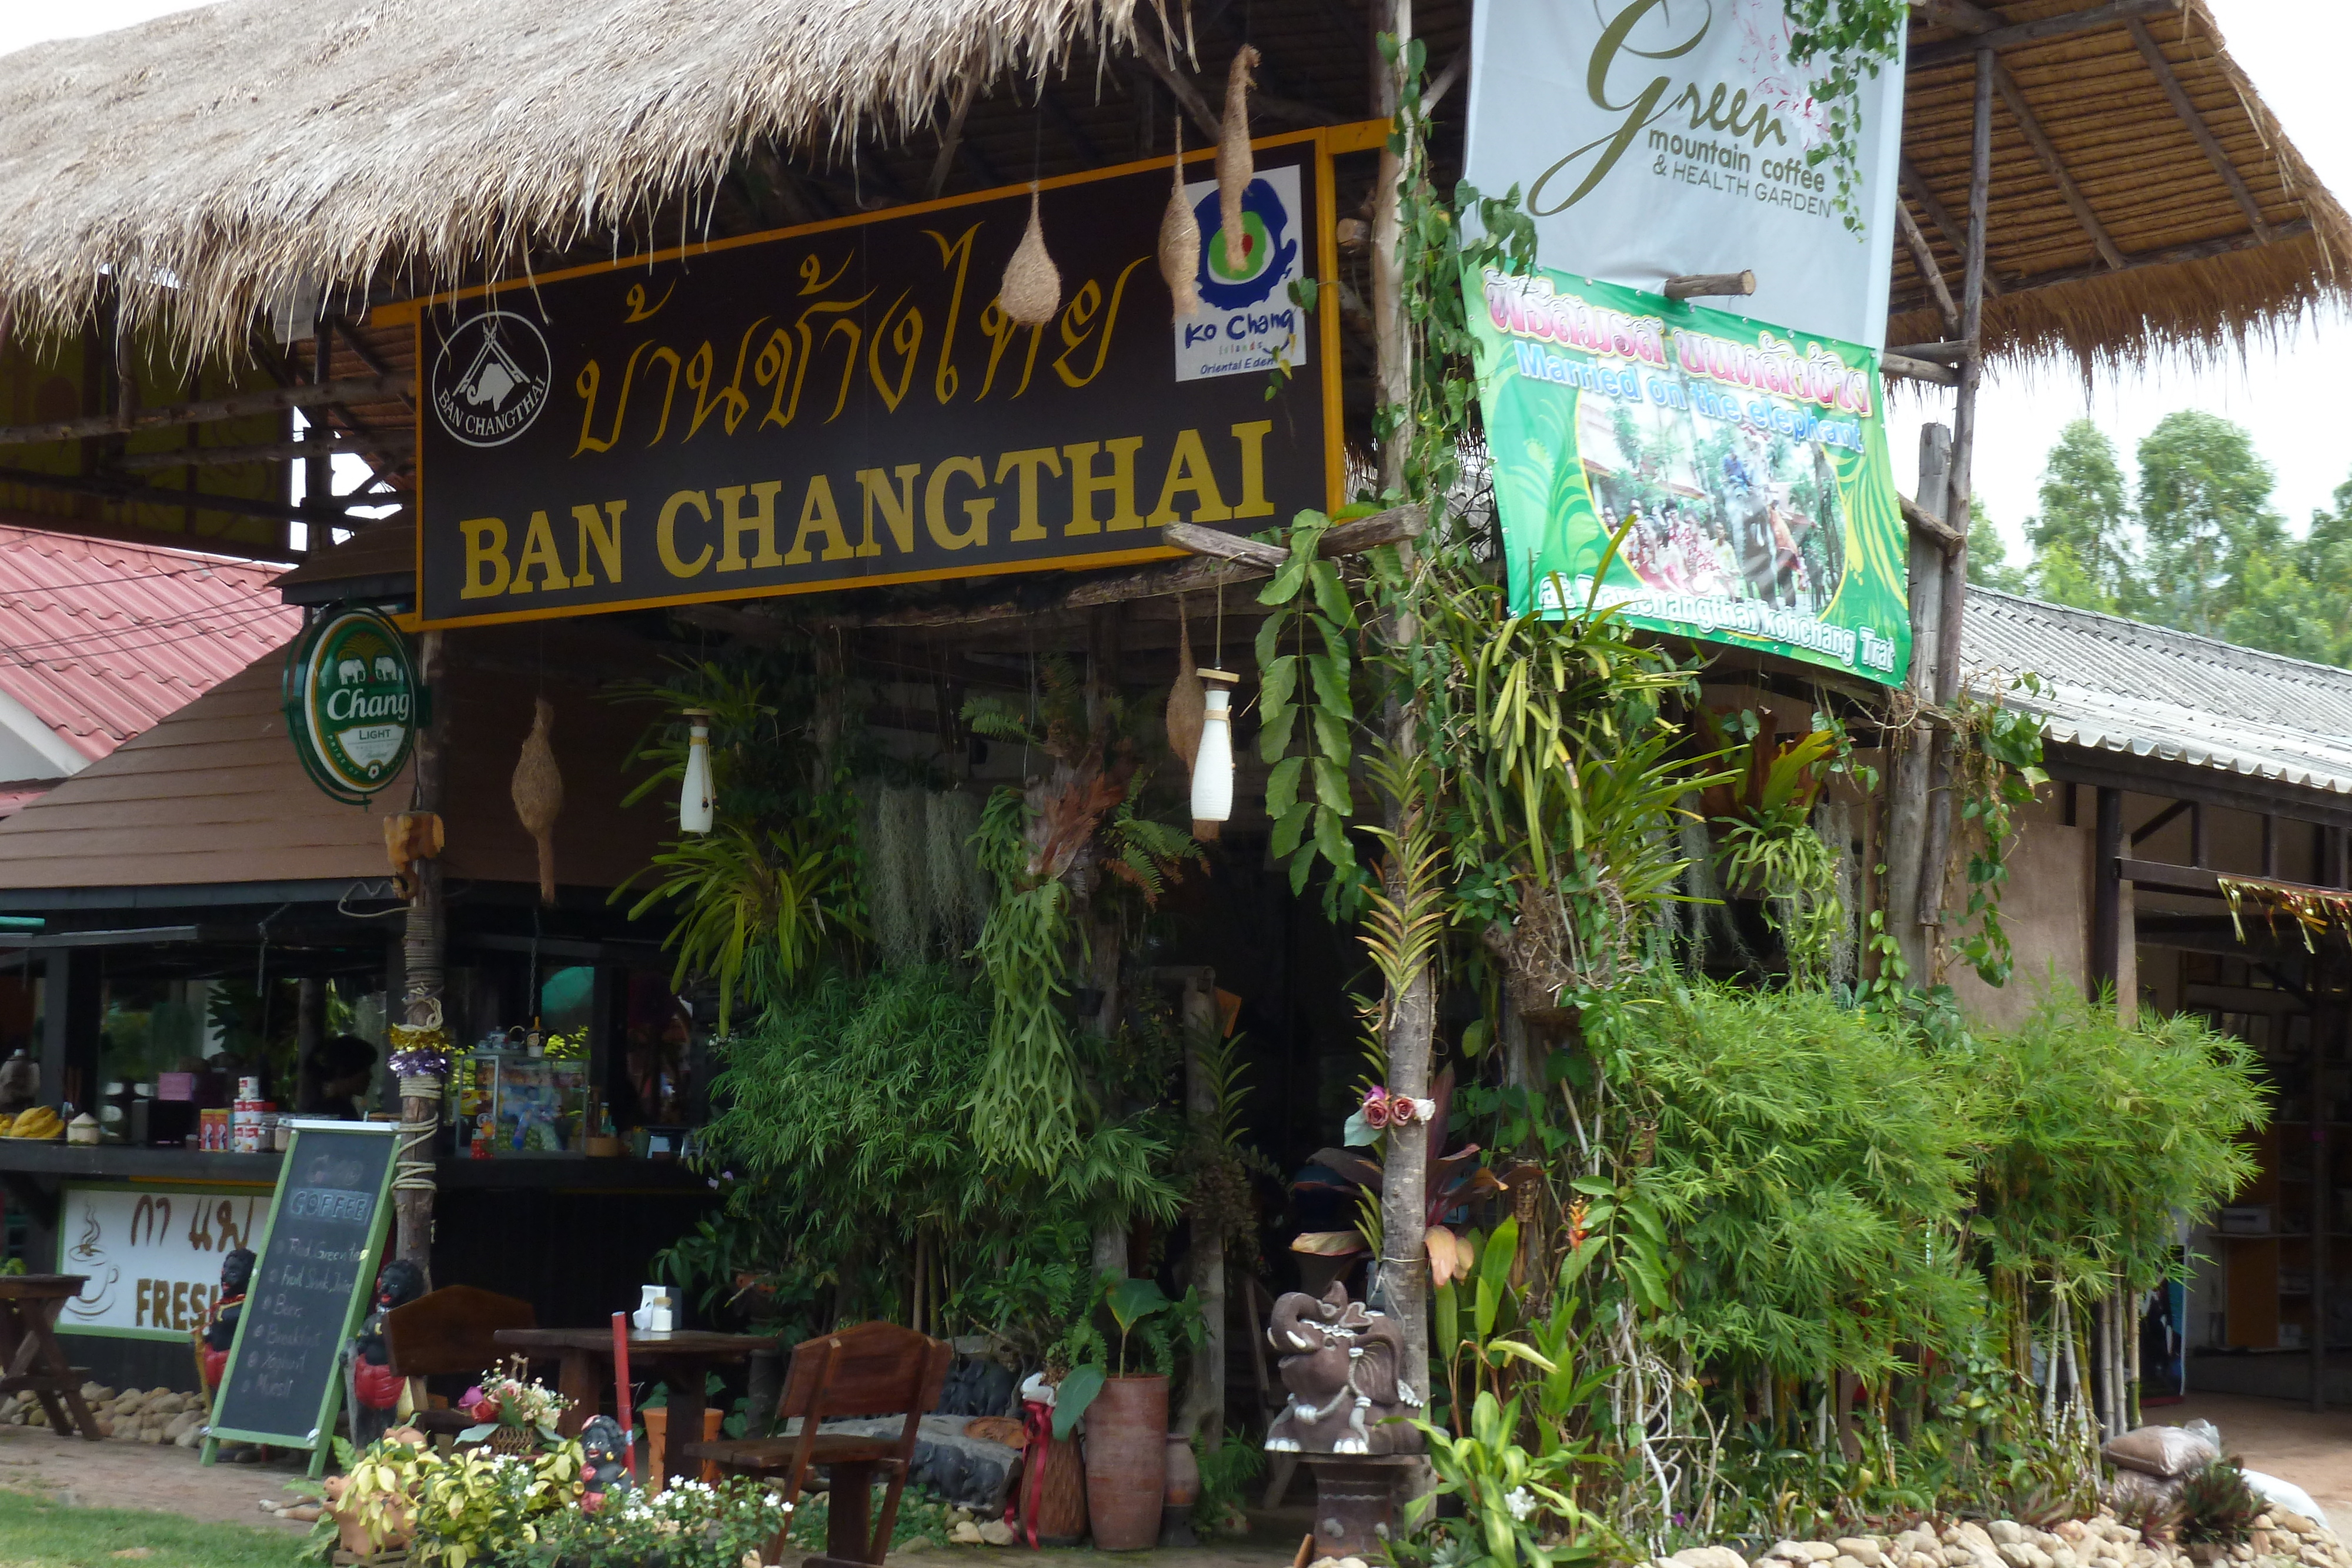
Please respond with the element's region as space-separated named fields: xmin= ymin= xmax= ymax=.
xmin=2173 ymin=1392 xmax=2352 ymax=1528
xmin=0 ymin=1422 xmax=315 ymax=1531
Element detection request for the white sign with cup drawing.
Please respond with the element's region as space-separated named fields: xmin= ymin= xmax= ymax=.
xmin=55 ymin=1185 xmax=270 ymax=1340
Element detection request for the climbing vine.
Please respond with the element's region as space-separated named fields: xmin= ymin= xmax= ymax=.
xmin=1940 ymin=674 xmax=2051 ymax=987
xmin=1785 ymin=0 xmax=1910 ymax=233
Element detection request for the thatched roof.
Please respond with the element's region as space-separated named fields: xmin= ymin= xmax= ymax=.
xmin=0 ymin=0 xmax=2337 ymax=376
xmin=0 ymin=0 xmax=1141 ymax=355
xmin=1895 ymin=0 xmax=2352 ymax=372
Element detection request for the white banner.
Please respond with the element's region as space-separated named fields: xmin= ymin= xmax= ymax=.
xmin=55 ymin=1185 xmax=270 ymax=1340
xmin=1464 ymin=0 xmax=1906 ymax=349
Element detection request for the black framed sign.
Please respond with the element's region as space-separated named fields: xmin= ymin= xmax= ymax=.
xmin=399 ymin=129 xmax=1350 ymax=629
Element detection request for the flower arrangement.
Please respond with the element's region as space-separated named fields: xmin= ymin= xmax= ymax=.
xmin=389 ymin=1019 xmax=455 ymax=1081
xmin=457 ymin=1365 xmax=572 ymax=1446
xmin=306 ymin=1433 xmax=584 ymax=1567
xmin=523 ymin=1475 xmax=793 ymax=1568
xmin=1349 ymin=1083 xmax=1436 ymax=1140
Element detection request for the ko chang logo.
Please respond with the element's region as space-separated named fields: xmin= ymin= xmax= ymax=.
xmin=1193 ymin=178 xmax=1299 ymax=310
xmin=282 ymin=610 xmax=418 ymax=805
xmin=430 ymin=310 xmax=552 ymax=449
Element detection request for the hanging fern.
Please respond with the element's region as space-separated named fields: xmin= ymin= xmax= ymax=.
xmin=968 ymin=789 xmax=1084 ymax=1172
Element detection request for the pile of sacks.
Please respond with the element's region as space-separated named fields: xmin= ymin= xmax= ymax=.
xmin=0 ymin=1383 xmax=206 ymax=1446
xmin=1642 ymin=1509 xmax=2348 ymax=1568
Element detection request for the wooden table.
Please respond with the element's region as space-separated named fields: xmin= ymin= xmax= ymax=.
xmin=0 ymin=1276 xmax=101 ymax=1440
xmin=493 ymin=1328 xmax=772 ymax=1480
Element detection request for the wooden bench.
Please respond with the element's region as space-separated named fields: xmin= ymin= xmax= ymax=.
xmin=382 ymin=1285 xmax=536 ymax=1436
xmin=683 ymin=1320 xmax=950 ymax=1567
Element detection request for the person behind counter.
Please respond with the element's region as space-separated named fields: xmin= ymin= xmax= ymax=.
xmin=299 ymin=1033 xmax=379 ymax=1119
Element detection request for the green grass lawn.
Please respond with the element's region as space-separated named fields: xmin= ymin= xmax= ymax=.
xmin=0 ymin=1487 xmax=302 ymax=1568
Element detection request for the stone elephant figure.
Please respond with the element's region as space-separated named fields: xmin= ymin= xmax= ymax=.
xmin=1261 ymin=1281 xmax=1423 ymax=1456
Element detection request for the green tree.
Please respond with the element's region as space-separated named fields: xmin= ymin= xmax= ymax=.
xmin=2137 ymin=410 xmax=2283 ymax=637
xmin=2028 ymin=419 xmax=2140 ymax=609
xmin=1964 ymin=502 xmax=2026 ymax=593
xmin=2221 ymin=549 xmax=2334 ymax=663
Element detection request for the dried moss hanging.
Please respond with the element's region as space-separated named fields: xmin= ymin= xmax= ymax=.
xmin=1160 ymin=118 xmax=1201 ymax=320
xmin=1167 ymin=599 xmax=1204 ymax=770
xmin=1216 ymin=46 xmax=1259 ymax=273
xmin=509 ymin=697 xmax=563 ymax=905
xmin=998 ymin=186 xmax=1062 ymax=326
xmin=861 ymin=780 xmax=991 ymax=967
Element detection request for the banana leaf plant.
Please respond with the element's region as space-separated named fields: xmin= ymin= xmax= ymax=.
xmin=1291 ymin=1068 xmax=1505 ymax=1287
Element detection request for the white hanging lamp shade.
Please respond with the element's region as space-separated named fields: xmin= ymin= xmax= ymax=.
xmin=1190 ymin=670 xmax=1238 ymax=835
xmin=679 ymin=709 xmax=716 ymax=834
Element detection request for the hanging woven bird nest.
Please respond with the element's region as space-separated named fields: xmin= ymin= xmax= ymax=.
xmin=509 ymin=697 xmax=563 ymax=905
xmin=1160 ymin=118 xmax=1201 ymax=320
xmin=1000 ymin=187 xmax=1062 ymax=326
xmin=1217 ymin=46 xmax=1259 ymax=274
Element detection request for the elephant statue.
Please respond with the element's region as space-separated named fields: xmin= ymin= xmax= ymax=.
xmin=1262 ymin=1281 xmax=1422 ymax=1456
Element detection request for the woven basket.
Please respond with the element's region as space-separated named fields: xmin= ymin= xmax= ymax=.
xmin=486 ymin=1423 xmax=537 ymax=1457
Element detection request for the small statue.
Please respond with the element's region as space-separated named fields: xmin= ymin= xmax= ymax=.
xmin=579 ymin=1413 xmax=634 ymax=1511
xmin=350 ymin=1259 xmax=427 ymax=1445
xmin=201 ymin=1247 xmax=256 ymax=1390
xmin=1262 ymin=1281 xmax=1423 ymax=1456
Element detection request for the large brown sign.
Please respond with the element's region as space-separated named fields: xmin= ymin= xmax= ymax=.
xmin=402 ymin=132 xmax=1342 ymax=628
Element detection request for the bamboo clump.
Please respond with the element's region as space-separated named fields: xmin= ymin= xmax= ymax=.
xmin=1216 ymin=46 xmax=1258 ymax=273
xmin=510 ymin=697 xmax=563 ymax=905
xmin=999 ymin=187 xmax=1062 ymax=326
xmin=1160 ymin=118 xmax=1201 ymax=319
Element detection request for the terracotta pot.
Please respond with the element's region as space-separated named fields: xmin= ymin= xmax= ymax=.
xmin=1164 ymin=1433 xmax=1200 ymax=1507
xmin=1083 ymin=1375 xmax=1168 ymax=1550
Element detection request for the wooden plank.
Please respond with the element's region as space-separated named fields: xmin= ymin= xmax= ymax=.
xmin=119 ymin=434 xmax=410 ymax=472
xmin=1992 ymin=62 xmax=2127 ymax=271
xmin=1910 ymin=0 xmax=2186 ymax=69
xmin=1895 ymin=203 xmax=1962 ymax=333
xmin=0 ymin=375 xmax=408 ymax=449
xmin=1882 ymin=353 xmax=1959 ymax=386
xmin=2124 ymin=17 xmax=2273 ymax=241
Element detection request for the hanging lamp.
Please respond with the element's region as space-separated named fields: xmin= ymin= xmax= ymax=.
xmin=1190 ymin=668 xmax=1238 ymax=838
xmin=679 ymin=709 xmax=716 ymax=834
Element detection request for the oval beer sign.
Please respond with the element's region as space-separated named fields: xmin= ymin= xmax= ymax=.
xmin=282 ymin=610 xmax=417 ymax=805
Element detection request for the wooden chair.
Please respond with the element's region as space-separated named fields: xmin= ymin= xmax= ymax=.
xmin=683 ymin=1320 xmax=951 ymax=1568
xmin=381 ymin=1285 xmax=536 ymax=1436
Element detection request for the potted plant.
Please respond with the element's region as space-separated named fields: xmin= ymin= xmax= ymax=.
xmin=1052 ymin=1276 xmax=1200 ymax=1552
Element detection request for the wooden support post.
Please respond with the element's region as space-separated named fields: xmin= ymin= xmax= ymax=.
xmin=305 ymin=323 xmax=332 ymax=555
xmin=295 ymin=977 xmax=325 ymax=1115
xmin=1085 ymin=606 xmax=1131 ymax=1287
xmin=1371 ymin=0 xmax=1411 ymax=499
xmin=2091 ymin=787 xmax=2123 ymax=999
xmin=2313 ymin=974 xmax=2330 ymax=1414
xmin=1178 ymin=976 xmax=1227 ymax=1446
xmin=1919 ymin=49 xmax=1995 ymax=942
xmin=1885 ymin=425 xmax=1950 ymax=979
xmin=395 ymin=631 xmax=446 ymax=1273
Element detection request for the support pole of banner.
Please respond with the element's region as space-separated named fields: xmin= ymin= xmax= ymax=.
xmin=1662 ymin=270 xmax=1756 ymax=301
xmin=1886 ymin=426 xmax=1950 ymax=982
xmin=1916 ymin=49 xmax=1994 ymax=937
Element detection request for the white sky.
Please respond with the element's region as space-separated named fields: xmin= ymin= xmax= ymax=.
xmin=7 ymin=1 xmax=2346 ymax=551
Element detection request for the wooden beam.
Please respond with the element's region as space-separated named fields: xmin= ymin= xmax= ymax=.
xmin=1664 ymin=270 xmax=1756 ymax=300
xmin=1993 ymin=62 xmax=2126 ymax=271
xmin=1889 ymin=339 xmax=1970 ymax=361
xmin=0 ymin=463 xmax=370 ymax=530
xmin=1902 ymin=493 xmax=1965 ymax=553
xmin=924 ymin=71 xmax=981 ymax=201
xmin=2126 ymin=18 xmax=2273 ymax=242
xmin=1425 ymin=42 xmax=1469 ymax=115
xmin=118 ymin=433 xmax=412 ymax=471
xmin=0 ymin=374 xmax=407 ymax=450
xmin=2129 ymin=797 xmax=2191 ymax=848
xmin=1895 ymin=203 xmax=1962 ymax=335
xmin=1909 ymin=0 xmax=2003 ymax=29
xmin=1130 ymin=26 xmax=1224 ymax=145
xmin=1912 ymin=0 xmax=2184 ymax=69
xmin=1900 ymin=156 xmax=2003 ymax=297
xmin=833 ymin=506 xmax=1426 ymax=628
xmin=1882 ymin=353 xmax=1959 ymax=386
xmin=1164 ymin=522 xmax=1289 ymax=570
xmin=2006 ymin=218 xmax=2310 ymax=292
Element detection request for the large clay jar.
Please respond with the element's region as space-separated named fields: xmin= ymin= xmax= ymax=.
xmin=1164 ymin=1432 xmax=1200 ymax=1508
xmin=1083 ymin=1375 xmax=1169 ymax=1550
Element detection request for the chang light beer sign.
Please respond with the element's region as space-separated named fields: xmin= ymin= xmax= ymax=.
xmin=1464 ymin=260 xmax=1909 ymax=686
xmin=282 ymin=609 xmax=417 ymax=804
xmin=1464 ymin=0 xmax=1905 ymax=349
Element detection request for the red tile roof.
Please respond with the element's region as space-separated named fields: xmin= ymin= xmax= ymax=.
xmin=0 ymin=520 xmax=301 ymax=763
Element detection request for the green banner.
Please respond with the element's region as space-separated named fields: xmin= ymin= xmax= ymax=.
xmin=1464 ymin=262 xmax=1909 ymax=686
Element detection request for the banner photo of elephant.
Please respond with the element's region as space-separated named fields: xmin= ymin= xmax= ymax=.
xmin=1464 ymin=262 xmax=1910 ymax=687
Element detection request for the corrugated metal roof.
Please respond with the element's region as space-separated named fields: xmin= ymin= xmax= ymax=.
xmin=0 ymin=521 xmax=300 ymax=763
xmin=1963 ymin=587 xmax=2352 ymax=797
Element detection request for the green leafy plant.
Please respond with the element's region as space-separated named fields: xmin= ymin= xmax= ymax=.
xmin=2177 ymin=1459 xmax=2262 ymax=1548
xmin=1942 ymin=675 xmax=2050 ymax=985
xmin=1050 ymin=1273 xmax=1203 ymax=1439
xmin=521 ymin=1475 xmax=794 ymax=1568
xmin=1408 ymin=1389 xmax=1603 ymax=1568
xmin=1785 ymin=0 xmax=1909 ymax=233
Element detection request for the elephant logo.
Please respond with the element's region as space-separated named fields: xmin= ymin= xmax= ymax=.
xmin=372 ymin=654 xmax=398 ymax=683
xmin=338 ymin=657 xmax=366 ymax=684
xmin=430 ymin=310 xmax=552 ymax=449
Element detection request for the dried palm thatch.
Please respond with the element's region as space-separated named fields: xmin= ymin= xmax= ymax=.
xmin=0 ymin=0 xmax=1141 ymax=357
xmin=1893 ymin=0 xmax=2352 ymax=376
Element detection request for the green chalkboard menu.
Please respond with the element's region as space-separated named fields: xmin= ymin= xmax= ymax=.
xmin=203 ymin=1122 xmax=396 ymax=1473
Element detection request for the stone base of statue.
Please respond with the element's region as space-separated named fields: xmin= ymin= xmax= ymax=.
xmin=1301 ymin=1454 xmax=1418 ymax=1559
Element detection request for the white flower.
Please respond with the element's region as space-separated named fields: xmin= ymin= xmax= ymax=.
xmin=1505 ymin=1487 xmax=1536 ymax=1523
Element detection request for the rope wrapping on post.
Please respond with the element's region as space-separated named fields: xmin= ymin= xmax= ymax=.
xmin=393 ymin=1074 xmax=439 ymax=1193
